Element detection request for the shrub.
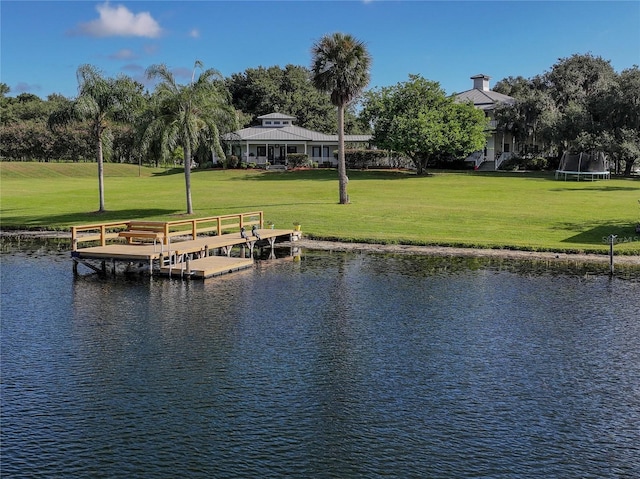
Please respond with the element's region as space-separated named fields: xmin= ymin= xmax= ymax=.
xmin=499 ymin=156 xmax=550 ymax=171
xmin=287 ymin=153 xmax=309 ymax=168
xmin=226 ymin=155 xmax=239 ymax=169
xmin=345 ymin=149 xmax=391 ymax=169
xmin=527 ymin=157 xmax=548 ymax=170
xmin=428 ymin=156 xmax=472 ymax=170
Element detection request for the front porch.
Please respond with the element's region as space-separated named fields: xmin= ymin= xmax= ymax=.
xmin=232 ymin=143 xmax=337 ymax=167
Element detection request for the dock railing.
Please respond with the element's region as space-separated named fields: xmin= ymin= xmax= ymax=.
xmin=71 ymin=211 xmax=264 ymax=251
xmin=71 ymin=221 xmax=132 ymax=251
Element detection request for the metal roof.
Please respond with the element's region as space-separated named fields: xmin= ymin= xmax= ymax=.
xmin=257 ymin=112 xmax=297 ymax=120
xmin=225 ymin=124 xmax=371 ymax=143
xmin=454 ymin=89 xmax=515 ymax=110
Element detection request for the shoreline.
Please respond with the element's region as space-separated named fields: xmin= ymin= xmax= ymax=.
xmin=3 ymin=229 xmax=639 ymax=266
xmin=295 ymin=239 xmax=640 ymax=266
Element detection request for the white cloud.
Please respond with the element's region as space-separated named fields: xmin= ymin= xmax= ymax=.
xmin=189 ymin=28 xmax=200 ymax=39
xmin=109 ymin=48 xmax=137 ymax=60
xmin=76 ymin=2 xmax=162 ymax=38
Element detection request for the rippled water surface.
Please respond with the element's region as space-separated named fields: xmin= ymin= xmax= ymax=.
xmin=2 ymin=247 xmax=639 ymax=478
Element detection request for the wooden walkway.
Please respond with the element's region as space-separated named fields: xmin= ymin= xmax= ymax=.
xmin=160 ymin=256 xmax=254 ymax=279
xmin=70 ymin=212 xmax=301 ymax=279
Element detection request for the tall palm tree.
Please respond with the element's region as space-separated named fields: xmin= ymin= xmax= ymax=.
xmin=48 ymin=64 xmax=139 ymax=212
xmin=311 ymin=33 xmax=371 ymax=204
xmin=144 ymin=61 xmax=236 ymax=214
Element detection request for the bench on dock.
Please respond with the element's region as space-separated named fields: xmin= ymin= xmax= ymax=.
xmin=118 ymin=221 xmax=167 ymax=250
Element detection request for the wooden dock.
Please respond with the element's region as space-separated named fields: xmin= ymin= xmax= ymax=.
xmin=160 ymin=256 xmax=254 ymax=279
xmin=70 ymin=212 xmax=301 ymax=279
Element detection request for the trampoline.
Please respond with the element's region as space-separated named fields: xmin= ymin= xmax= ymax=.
xmin=555 ymin=151 xmax=610 ymax=180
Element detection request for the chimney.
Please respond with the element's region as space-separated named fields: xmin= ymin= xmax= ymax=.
xmin=471 ymin=74 xmax=490 ymax=91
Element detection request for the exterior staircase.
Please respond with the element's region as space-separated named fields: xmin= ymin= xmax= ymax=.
xmin=477 ymin=161 xmax=495 ymax=171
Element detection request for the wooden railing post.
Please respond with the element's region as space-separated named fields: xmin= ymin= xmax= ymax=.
xmin=71 ymin=226 xmax=78 ymax=251
xmin=163 ymin=223 xmax=170 ymax=245
xmin=100 ymin=225 xmax=106 ymax=246
xmin=191 ymin=220 xmax=197 ymax=240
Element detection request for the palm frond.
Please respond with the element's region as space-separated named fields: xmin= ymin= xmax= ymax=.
xmin=311 ymin=32 xmax=371 ymax=107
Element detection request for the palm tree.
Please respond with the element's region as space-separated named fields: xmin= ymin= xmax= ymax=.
xmin=48 ymin=64 xmax=139 ymax=212
xmin=144 ymin=61 xmax=237 ymax=214
xmin=311 ymin=33 xmax=371 ymax=204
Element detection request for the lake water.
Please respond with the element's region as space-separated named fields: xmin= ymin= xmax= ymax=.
xmin=1 ymin=245 xmax=639 ymax=478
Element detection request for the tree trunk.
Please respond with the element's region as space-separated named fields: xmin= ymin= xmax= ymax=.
xmin=184 ymin=140 xmax=194 ymax=214
xmin=96 ymin=132 xmax=105 ymax=213
xmin=412 ymin=154 xmax=425 ymax=176
xmin=337 ymin=105 xmax=349 ymax=204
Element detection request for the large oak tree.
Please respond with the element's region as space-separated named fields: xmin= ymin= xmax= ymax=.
xmin=361 ymin=75 xmax=487 ymax=175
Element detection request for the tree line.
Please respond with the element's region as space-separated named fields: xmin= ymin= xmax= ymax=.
xmin=3 ymin=53 xmax=636 ymax=176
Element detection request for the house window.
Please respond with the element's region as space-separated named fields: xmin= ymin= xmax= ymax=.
xmin=312 ymin=146 xmax=321 ymax=158
xmin=257 ymin=146 xmax=266 ymax=157
xmin=282 ymin=121 xmax=289 ymax=125
xmin=287 ymin=146 xmax=297 ymax=154
xmin=265 ymin=121 xmax=271 ymax=125
xmin=274 ymin=121 xmax=280 ymax=125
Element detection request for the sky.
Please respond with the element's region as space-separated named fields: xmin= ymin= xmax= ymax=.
xmin=1 ymin=0 xmax=639 ymax=99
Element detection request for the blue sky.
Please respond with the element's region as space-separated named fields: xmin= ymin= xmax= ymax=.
xmin=1 ymin=1 xmax=639 ymax=99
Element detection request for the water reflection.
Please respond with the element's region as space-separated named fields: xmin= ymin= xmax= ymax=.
xmin=1 ymin=247 xmax=639 ymax=478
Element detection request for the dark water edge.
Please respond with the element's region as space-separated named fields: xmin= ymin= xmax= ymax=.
xmin=3 ymin=234 xmax=640 ymax=280
xmin=2 ymin=242 xmax=640 ymax=478
xmin=2 ymin=236 xmax=639 ymax=281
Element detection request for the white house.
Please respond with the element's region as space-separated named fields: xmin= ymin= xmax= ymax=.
xmin=223 ymin=112 xmax=371 ymax=167
xmin=455 ymin=74 xmax=516 ymax=170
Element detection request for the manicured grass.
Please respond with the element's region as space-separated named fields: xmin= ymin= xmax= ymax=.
xmin=1 ymin=162 xmax=639 ymax=254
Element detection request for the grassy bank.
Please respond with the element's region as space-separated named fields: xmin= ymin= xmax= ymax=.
xmin=1 ymin=162 xmax=639 ymax=254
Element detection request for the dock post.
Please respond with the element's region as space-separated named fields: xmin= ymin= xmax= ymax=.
xmin=608 ymin=234 xmax=616 ymax=276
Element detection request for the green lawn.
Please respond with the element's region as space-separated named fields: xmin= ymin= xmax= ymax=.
xmin=1 ymin=162 xmax=639 ymax=254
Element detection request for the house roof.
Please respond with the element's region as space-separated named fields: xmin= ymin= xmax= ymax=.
xmin=257 ymin=112 xmax=297 ymax=120
xmin=227 ymin=125 xmax=370 ymax=143
xmin=454 ymin=88 xmax=515 ymax=110
xmin=225 ymin=113 xmax=371 ymax=143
